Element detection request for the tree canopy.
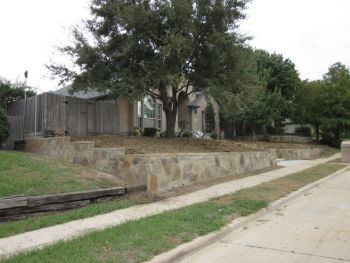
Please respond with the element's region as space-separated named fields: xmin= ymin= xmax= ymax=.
xmin=293 ymin=62 xmax=350 ymax=143
xmin=254 ymin=49 xmax=300 ymax=118
xmin=48 ymin=0 xmax=249 ymax=137
xmin=212 ymin=48 xmax=297 ymax=137
xmin=0 ymin=81 xmax=35 ymax=104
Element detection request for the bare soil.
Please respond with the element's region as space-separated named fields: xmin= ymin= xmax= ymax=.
xmin=73 ymin=135 xmax=314 ymax=154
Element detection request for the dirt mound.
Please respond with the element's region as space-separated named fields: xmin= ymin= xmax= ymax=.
xmin=73 ymin=135 xmax=312 ymax=154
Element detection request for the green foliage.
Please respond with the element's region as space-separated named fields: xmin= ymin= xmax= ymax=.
xmin=205 ymin=102 xmax=216 ymax=132
xmin=0 ymin=81 xmax=35 ymax=104
xmin=319 ymin=62 xmax=350 ymax=138
xmin=182 ymin=130 xmax=191 ymax=137
xmin=178 ymin=119 xmax=189 ymax=137
xmin=210 ymin=132 xmax=218 ymax=140
xmin=133 ymin=127 xmax=141 ymax=136
xmin=294 ymin=62 xmax=350 ymax=141
xmin=255 ymin=49 xmax=300 ymax=106
xmin=212 ymin=48 xmax=297 ymax=136
xmin=48 ymin=0 xmax=249 ymax=136
xmin=143 ymin=127 xmax=158 ymax=137
xmin=0 ymin=107 xmax=9 ymax=145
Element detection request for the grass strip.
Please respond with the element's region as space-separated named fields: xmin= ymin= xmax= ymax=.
xmin=0 ymin=198 xmax=150 ymax=238
xmin=0 ymin=151 xmax=120 ymax=197
xmin=1 ymin=163 xmax=345 ymax=263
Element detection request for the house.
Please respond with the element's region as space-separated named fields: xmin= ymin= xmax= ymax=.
xmin=5 ymin=86 xmax=221 ymax=139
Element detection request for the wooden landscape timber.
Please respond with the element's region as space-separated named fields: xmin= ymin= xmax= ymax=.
xmin=0 ymin=185 xmax=146 ymax=221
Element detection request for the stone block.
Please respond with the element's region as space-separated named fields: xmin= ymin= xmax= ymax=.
xmin=341 ymin=141 xmax=350 ymax=163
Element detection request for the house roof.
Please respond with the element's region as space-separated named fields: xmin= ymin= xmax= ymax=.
xmin=51 ymin=86 xmax=109 ymax=99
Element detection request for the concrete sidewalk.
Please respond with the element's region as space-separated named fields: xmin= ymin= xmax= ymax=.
xmin=0 ymin=153 xmax=340 ymax=258
xmin=174 ymin=161 xmax=350 ymax=263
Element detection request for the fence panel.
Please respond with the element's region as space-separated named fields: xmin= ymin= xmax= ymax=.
xmin=5 ymin=93 xmax=119 ymax=138
xmin=3 ymin=116 xmax=23 ymax=150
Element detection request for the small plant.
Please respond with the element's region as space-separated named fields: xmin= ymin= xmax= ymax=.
xmin=210 ymin=132 xmax=218 ymax=140
xmin=133 ymin=127 xmax=141 ymax=136
xmin=143 ymin=127 xmax=158 ymax=137
xmin=182 ymin=131 xmax=191 ymax=138
xmin=178 ymin=119 xmax=188 ymax=137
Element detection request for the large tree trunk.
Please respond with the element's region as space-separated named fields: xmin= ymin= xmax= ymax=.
xmin=165 ymin=109 xmax=177 ymax=137
xmin=161 ymin=85 xmax=180 ymax=138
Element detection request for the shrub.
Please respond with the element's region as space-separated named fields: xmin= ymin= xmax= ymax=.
xmin=133 ymin=127 xmax=141 ymax=136
xmin=0 ymin=107 xmax=9 ymax=145
xmin=178 ymin=119 xmax=188 ymax=137
xmin=182 ymin=131 xmax=191 ymax=138
xmin=143 ymin=127 xmax=158 ymax=137
xmin=295 ymin=126 xmax=311 ymax=137
xmin=210 ymin=132 xmax=218 ymax=140
xmin=321 ymin=131 xmax=342 ymax=148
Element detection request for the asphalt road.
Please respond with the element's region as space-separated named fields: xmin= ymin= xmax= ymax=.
xmin=178 ymin=170 xmax=350 ymax=263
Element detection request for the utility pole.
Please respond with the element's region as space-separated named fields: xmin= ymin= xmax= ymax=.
xmin=22 ymin=71 xmax=28 ymax=139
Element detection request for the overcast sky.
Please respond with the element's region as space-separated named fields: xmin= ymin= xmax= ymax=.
xmin=0 ymin=0 xmax=350 ymax=93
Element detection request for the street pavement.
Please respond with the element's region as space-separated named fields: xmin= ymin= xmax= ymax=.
xmin=177 ymin=169 xmax=350 ymax=263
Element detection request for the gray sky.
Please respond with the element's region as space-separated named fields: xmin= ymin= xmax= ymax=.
xmin=0 ymin=0 xmax=350 ymax=93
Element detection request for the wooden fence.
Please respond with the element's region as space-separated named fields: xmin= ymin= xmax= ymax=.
xmin=3 ymin=116 xmax=23 ymax=150
xmin=6 ymin=93 xmax=118 ymax=139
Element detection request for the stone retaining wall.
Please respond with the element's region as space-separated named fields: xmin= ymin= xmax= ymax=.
xmin=23 ymin=137 xmax=323 ymax=192
xmin=270 ymin=148 xmax=322 ymax=160
xmin=24 ymin=137 xmax=125 ymax=166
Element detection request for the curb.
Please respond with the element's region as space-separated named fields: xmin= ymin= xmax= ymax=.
xmin=148 ymin=165 xmax=350 ymax=263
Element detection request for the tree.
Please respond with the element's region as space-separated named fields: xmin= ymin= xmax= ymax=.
xmin=293 ymin=80 xmax=324 ymax=140
xmin=48 ymin=0 xmax=249 ymax=137
xmin=254 ymin=49 xmax=300 ymax=119
xmin=0 ymin=107 xmax=9 ymax=145
xmin=211 ymin=48 xmax=288 ymax=138
xmin=0 ymin=81 xmax=35 ymax=104
xmin=294 ymin=63 xmax=350 ymax=142
xmin=233 ymin=85 xmax=285 ymax=139
xmin=319 ymin=62 xmax=350 ymax=139
xmin=205 ymin=102 xmax=216 ymax=132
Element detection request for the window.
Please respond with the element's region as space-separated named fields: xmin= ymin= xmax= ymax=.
xmin=143 ymin=95 xmax=162 ymax=129
xmin=156 ymin=104 xmax=162 ymax=128
xmin=144 ymin=95 xmax=155 ymax=119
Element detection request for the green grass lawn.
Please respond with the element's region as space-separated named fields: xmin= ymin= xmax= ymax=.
xmin=0 ymin=151 xmax=121 ymax=197
xmin=1 ymin=163 xmax=345 ymax=263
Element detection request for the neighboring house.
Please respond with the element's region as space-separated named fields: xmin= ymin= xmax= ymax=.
xmin=283 ymin=119 xmax=303 ymax=134
xmin=55 ymin=86 xmax=221 ymax=135
xmin=5 ymin=86 xmax=221 ymax=138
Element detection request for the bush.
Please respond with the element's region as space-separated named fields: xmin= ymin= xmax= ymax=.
xmin=210 ymin=132 xmax=218 ymax=140
xmin=143 ymin=127 xmax=158 ymax=137
xmin=182 ymin=131 xmax=191 ymax=138
xmin=133 ymin=127 xmax=141 ymax=136
xmin=0 ymin=107 xmax=9 ymax=145
xmin=321 ymin=131 xmax=342 ymax=148
xmin=295 ymin=126 xmax=311 ymax=137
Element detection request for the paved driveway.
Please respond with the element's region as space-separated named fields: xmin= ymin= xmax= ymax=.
xmin=178 ymin=170 xmax=350 ymax=263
